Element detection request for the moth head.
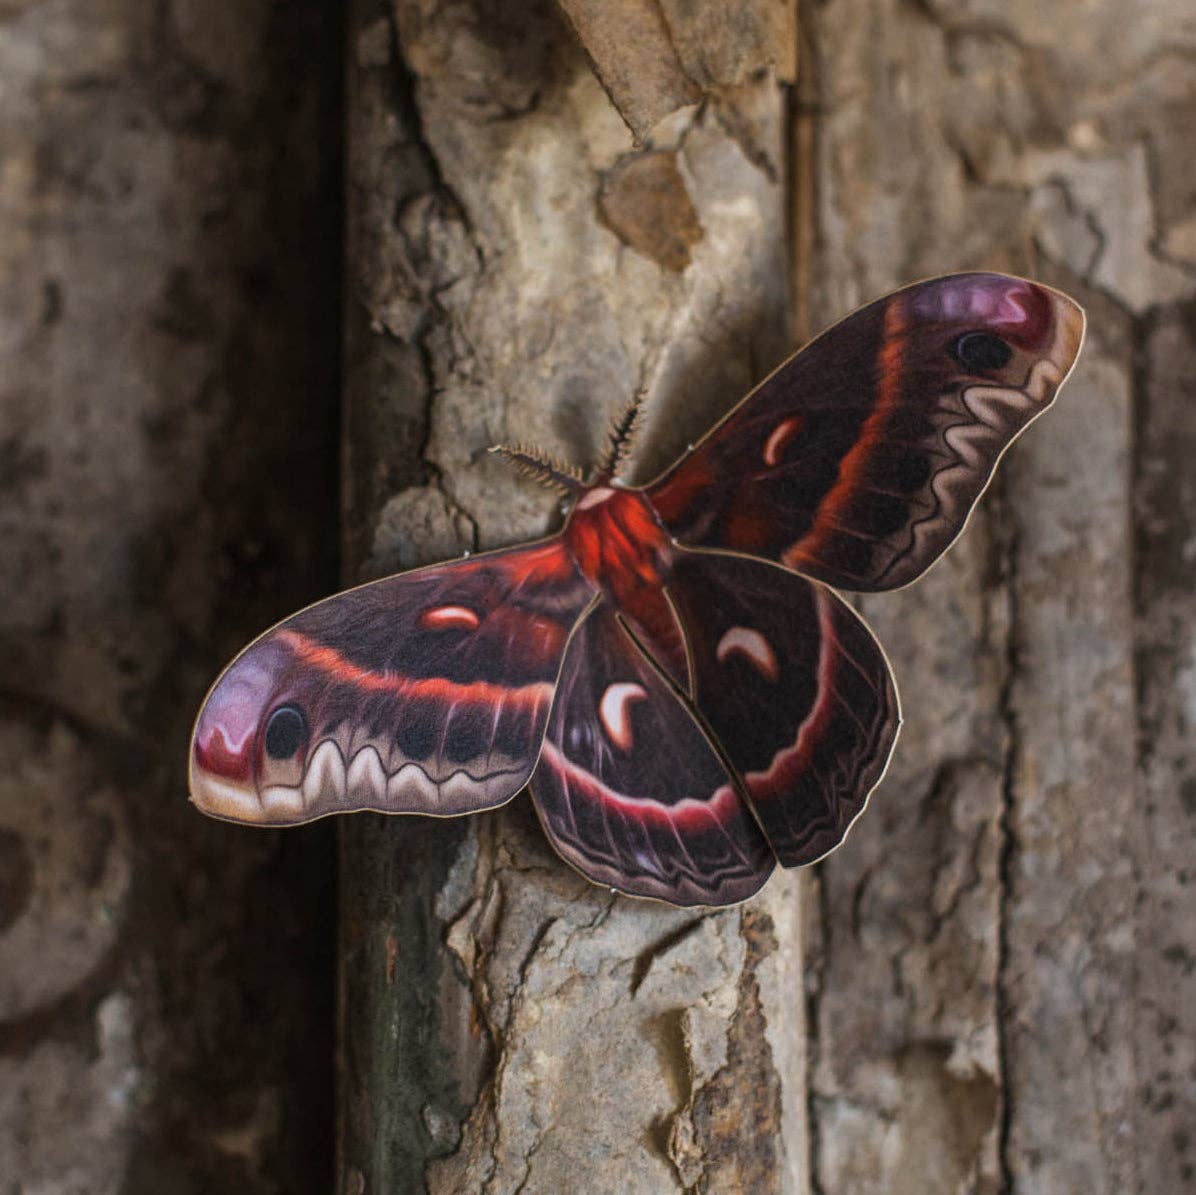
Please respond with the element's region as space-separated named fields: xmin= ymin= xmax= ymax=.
xmin=189 ymin=635 xmax=314 ymax=823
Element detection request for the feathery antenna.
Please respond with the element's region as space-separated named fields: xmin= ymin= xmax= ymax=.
xmin=596 ymin=390 xmax=647 ymax=481
xmin=491 ymin=387 xmax=649 ymax=495
xmin=489 ymin=443 xmax=586 ymax=495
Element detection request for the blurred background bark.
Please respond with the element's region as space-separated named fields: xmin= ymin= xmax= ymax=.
xmin=0 ymin=1 xmax=341 ymax=1190
xmin=2 ymin=0 xmax=1194 ymax=1192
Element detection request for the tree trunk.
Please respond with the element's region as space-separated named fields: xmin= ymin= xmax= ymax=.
xmin=339 ymin=1 xmax=1195 ymax=1193
xmin=802 ymin=3 xmax=1195 ymax=1193
xmin=338 ymin=1 xmax=807 ymax=1191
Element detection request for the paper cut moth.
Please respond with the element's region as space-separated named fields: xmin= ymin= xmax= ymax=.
xmin=189 ymin=273 xmax=1084 ymax=907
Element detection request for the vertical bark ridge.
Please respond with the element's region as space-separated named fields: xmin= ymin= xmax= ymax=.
xmin=339 ymin=1 xmax=805 ymax=1190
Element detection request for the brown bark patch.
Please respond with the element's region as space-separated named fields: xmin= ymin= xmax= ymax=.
xmin=669 ymin=908 xmax=783 ymax=1192
xmin=555 ymin=0 xmax=701 ymax=139
xmin=556 ymin=0 xmax=796 ymax=140
xmin=600 ymin=151 xmax=704 ymax=272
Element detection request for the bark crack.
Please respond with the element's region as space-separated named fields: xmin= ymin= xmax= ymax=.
xmin=993 ymin=471 xmax=1021 ymax=1194
xmin=381 ymin=4 xmax=485 ymax=549
xmin=805 ymin=869 xmax=830 ymax=1195
xmin=664 ymin=908 xmax=785 ymax=1193
xmin=630 ymin=916 xmax=709 ymax=996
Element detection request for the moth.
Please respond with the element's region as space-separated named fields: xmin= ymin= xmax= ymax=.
xmin=190 ymin=273 xmax=1084 ymax=907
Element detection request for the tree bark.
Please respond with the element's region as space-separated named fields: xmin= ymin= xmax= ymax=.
xmin=802 ymin=2 xmax=1195 ymax=1192
xmin=340 ymin=1 xmax=1196 ymax=1192
xmin=338 ymin=1 xmax=806 ymax=1191
xmin=0 ymin=1 xmax=341 ymax=1189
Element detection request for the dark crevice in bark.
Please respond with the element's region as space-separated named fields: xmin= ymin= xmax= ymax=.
xmin=804 ymin=870 xmax=831 ymax=1195
xmin=117 ymin=0 xmax=345 ymax=1187
xmin=380 ymin=3 xmax=482 ymax=548
xmin=1131 ymin=292 xmax=1196 ymax=1190
xmin=788 ymin=0 xmax=822 ymax=345
xmin=1128 ymin=307 xmax=1160 ymax=624
xmin=630 ymin=917 xmax=710 ymax=996
xmin=993 ymin=468 xmax=1021 ymax=1195
xmin=338 ymin=6 xmax=488 ymax=1192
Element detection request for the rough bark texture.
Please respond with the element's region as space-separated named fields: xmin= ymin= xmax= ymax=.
xmin=554 ymin=0 xmax=796 ymax=141
xmin=0 ymin=1 xmax=341 ymax=1190
xmin=338 ymin=1 xmax=805 ymax=1191
xmin=801 ymin=2 xmax=1196 ymax=1193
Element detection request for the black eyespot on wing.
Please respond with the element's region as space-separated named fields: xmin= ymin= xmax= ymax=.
xmin=396 ymin=712 xmax=439 ymax=761
xmin=265 ymin=705 xmax=308 ymax=759
xmin=952 ymin=331 xmax=1013 ymax=372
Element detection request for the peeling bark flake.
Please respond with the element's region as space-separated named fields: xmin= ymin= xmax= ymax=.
xmin=599 ymin=151 xmax=705 ymax=272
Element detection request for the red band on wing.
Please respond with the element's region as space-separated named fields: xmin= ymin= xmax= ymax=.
xmin=538 ymin=742 xmax=743 ymax=833
xmin=490 ymin=540 xmax=583 ymax=585
xmin=784 ymin=298 xmax=906 ymax=571
xmin=744 ymin=587 xmax=836 ymax=795
xmin=276 ymin=629 xmax=554 ymax=712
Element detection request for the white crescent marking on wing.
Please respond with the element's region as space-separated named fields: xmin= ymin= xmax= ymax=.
xmin=715 ymin=627 xmax=779 ymax=682
xmin=763 ymin=417 xmax=802 ymax=467
xmin=420 ymin=604 xmax=480 ymax=630
xmin=599 ymin=682 xmax=648 ymax=752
